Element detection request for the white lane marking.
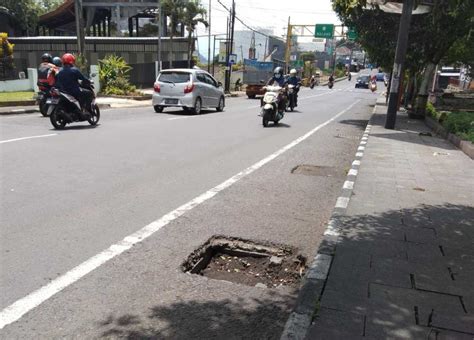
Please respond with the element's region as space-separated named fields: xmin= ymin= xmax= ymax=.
xmin=167 ymin=116 xmax=199 ymax=121
xmin=0 ymin=134 xmax=57 ymax=144
xmin=343 ymin=181 xmax=354 ymax=190
xmin=360 ymin=141 xmax=367 ymax=145
xmin=358 ymin=146 xmax=366 ymax=151
xmin=356 ymin=152 xmax=364 ymax=157
xmin=352 ymin=160 xmax=361 ymax=167
xmin=348 ymin=169 xmax=358 ymax=176
xmin=0 ymin=99 xmax=361 ymax=329
xmin=335 ymin=197 xmax=350 ymax=209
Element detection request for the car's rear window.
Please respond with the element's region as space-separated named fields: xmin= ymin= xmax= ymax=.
xmin=359 ymin=76 xmax=369 ymax=81
xmin=158 ymin=72 xmax=191 ymax=83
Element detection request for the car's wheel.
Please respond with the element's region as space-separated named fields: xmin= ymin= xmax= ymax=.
xmin=216 ymin=96 xmax=225 ymax=112
xmin=192 ymin=97 xmax=202 ymax=115
xmin=154 ymin=105 xmax=164 ymax=113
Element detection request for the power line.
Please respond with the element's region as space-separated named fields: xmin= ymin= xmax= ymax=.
xmin=215 ymin=0 xmax=272 ymax=38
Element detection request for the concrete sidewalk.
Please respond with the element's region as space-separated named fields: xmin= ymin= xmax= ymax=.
xmin=303 ymin=106 xmax=474 ymax=338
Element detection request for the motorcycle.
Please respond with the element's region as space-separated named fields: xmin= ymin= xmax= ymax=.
xmin=348 ymin=73 xmax=352 ymax=81
xmin=328 ymin=80 xmax=334 ymax=89
xmin=287 ymin=84 xmax=297 ymax=112
xmin=36 ymin=89 xmax=51 ymax=117
xmin=260 ymin=85 xmax=286 ymax=127
xmin=47 ymin=80 xmax=100 ymax=129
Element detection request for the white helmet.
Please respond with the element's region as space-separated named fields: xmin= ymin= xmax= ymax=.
xmin=290 ymin=69 xmax=297 ymax=75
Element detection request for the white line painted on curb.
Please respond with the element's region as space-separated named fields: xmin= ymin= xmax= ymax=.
xmin=352 ymin=160 xmax=361 ymax=167
xmin=358 ymin=146 xmax=365 ymax=151
xmin=361 ymin=137 xmax=368 ymax=141
xmin=343 ymin=181 xmax=354 ymax=190
xmin=348 ymin=169 xmax=358 ymax=176
xmin=0 ymin=134 xmax=57 ymax=144
xmin=360 ymin=141 xmax=367 ymax=145
xmin=0 ymin=99 xmax=362 ymax=330
xmin=356 ymin=152 xmax=364 ymax=157
xmin=307 ymin=254 xmax=332 ymax=280
xmin=335 ymin=197 xmax=350 ymax=209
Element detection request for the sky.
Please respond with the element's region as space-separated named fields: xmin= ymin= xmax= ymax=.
xmin=196 ymin=0 xmax=341 ymax=58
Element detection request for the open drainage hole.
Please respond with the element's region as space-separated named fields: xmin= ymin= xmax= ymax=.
xmin=182 ymin=236 xmax=307 ymax=289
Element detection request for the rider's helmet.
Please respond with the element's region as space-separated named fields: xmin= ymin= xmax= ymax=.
xmin=52 ymin=57 xmax=62 ymax=67
xmin=290 ymin=69 xmax=297 ymax=76
xmin=273 ymin=67 xmax=284 ymax=79
xmin=61 ymin=53 xmax=76 ymax=66
xmin=41 ymin=53 xmax=53 ymax=63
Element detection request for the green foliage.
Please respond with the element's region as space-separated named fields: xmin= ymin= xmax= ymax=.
xmin=300 ymin=52 xmax=316 ymax=62
xmin=98 ymin=55 xmax=136 ymax=96
xmin=140 ymin=23 xmax=159 ymax=37
xmin=443 ymin=111 xmax=474 ymax=142
xmin=1 ymin=0 xmax=41 ymax=35
xmin=183 ymin=0 xmax=208 ymax=67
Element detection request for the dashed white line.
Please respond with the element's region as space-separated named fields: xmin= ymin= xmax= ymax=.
xmin=356 ymin=152 xmax=364 ymax=157
xmin=0 ymin=99 xmax=362 ymax=329
xmin=0 ymin=134 xmax=58 ymax=144
xmin=352 ymin=160 xmax=361 ymax=167
xmin=348 ymin=169 xmax=358 ymax=176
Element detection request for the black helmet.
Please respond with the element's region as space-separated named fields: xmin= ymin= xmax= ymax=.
xmin=41 ymin=53 xmax=53 ymax=63
xmin=274 ymin=66 xmax=283 ymax=79
xmin=52 ymin=57 xmax=62 ymax=67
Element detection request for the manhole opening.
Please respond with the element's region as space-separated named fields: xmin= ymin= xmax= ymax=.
xmin=182 ymin=236 xmax=307 ymax=288
xmin=291 ymin=164 xmax=339 ymax=177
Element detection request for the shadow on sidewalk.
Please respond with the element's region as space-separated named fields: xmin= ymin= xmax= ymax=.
xmin=368 ymin=113 xmax=457 ymax=151
xmin=98 ymin=294 xmax=294 ymax=339
xmin=312 ymin=203 xmax=474 ymax=339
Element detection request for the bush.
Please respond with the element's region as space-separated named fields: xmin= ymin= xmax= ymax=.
xmin=99 ymin=55 xmax=136 ymax=96
xmin=442 ymin=111 xmax=474 ymax=143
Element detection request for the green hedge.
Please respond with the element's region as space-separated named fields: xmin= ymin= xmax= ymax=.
xmin=427 ymin=103 xmax=474 ymax=142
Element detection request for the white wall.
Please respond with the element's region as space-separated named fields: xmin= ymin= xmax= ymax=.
xmin=0 ymin=68 xmax=38 ymax=92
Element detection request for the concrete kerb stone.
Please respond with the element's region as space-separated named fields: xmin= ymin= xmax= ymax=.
xmin=280 ymin=109 xmax=376 ymax=340
xmin=0 ymin=103 xmax=112 ymax=115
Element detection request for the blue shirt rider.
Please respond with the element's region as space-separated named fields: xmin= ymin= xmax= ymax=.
xmin=267 ymin=67 xmax=287 ymax=87
xmin=286 ymin=69 xmax=301 ymax=106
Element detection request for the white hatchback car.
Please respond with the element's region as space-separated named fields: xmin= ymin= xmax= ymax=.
xmin=152 ymin=69 xmax=225 ymax=114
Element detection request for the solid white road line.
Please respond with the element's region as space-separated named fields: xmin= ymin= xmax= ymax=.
xmin=0 ymin=99 xmax=362 ymax=329
xmin=0 ymin=134 xmax=57 ymax=144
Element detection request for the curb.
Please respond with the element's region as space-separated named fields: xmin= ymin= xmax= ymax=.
xmin=97 ymin=94 xmax=152 ymax=101
xmin=0 ymin=103 xmax=111 ymax=115
xmin=280 ymin=106 xmax=375 ymax=340
xmin=425 ymin=116 xmax=474 ymax=160
xmin=0 ymin=100 xmax=36 ymax=107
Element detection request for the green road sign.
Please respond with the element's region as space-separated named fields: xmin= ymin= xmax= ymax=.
xmin=347 ymin=28 xmax=357 ymax=40
xmin=314 ymin=24 xmax=334 ymax=39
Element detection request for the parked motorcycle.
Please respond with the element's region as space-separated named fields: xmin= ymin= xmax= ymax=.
xmin=47 ymin=80 xmax=100 ymax=129
xmin=260 ymin=85 xmax=286 ymax=127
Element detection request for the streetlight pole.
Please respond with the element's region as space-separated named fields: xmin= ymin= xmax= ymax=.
xmin=207 ymin=0 xmax=211 ymax=72
xmin=385 ymin=0 xmax=414 ymax=129
xmin=74 ymin=0 xmax=85 ymax=57
xmin=157 ymin=0 xmax=162 ymax=74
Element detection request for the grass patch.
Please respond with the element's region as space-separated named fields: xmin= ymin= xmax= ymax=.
xmin=427 ymin=103 xmax=474 ymax=143
xmin=0 ymin=91 xmax=35 ymax=102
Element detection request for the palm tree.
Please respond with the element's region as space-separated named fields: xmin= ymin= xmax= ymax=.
xmin=161 ymin=0 xmax=185 ymax=69
xmin=182 ymin=0 xmax=208 ymax=68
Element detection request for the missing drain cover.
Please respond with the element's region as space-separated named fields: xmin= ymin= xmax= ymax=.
xmin=182 ymin=236 xmax=306 ymax=288
xmin=291 ymin=164 xmax=339 ymax=177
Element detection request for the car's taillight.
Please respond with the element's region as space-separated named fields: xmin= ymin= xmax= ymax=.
xmin=154 ymin=83 xmax=160 ymax=93
xmin=184 ymin=83 xmax=195 ymax=94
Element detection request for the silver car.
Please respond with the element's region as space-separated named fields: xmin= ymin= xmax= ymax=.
xmin=152 ymin=69 xmax=225 ymax=114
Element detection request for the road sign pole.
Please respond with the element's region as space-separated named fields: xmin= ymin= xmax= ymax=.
xmin=285 ymin=17 xmax=291 ymax=73
xmin=385 ymin=0 xmax=414 ymax=129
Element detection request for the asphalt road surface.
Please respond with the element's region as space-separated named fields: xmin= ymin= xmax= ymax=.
xmin=0 ymin=76 xmax=381 ymax=338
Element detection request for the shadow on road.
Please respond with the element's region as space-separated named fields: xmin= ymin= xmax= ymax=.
xmin=98 ymin=295 xmax=294 ymax=339
xmin=49 ymin=124 xmax=100 ymax=131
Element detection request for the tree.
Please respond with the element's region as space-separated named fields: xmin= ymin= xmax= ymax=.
xmin=161 ymin=0 xmax=185 ymax=68
xmin=1 ymin=0 xmax=41 ymax=35
xmin=332 ymin=0 xmax=474 ymax=116
xmin=182 ymin=0 xmax=208 ymax=68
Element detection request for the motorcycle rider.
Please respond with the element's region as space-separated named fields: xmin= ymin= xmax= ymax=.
xmin=37 ymin=53 xmax=54 ymax=91
xmin=47 ymin=57 xmax=62 ymax=87
xmin=55 ymin=53 xmax=93 ymax=116
xmin=286 ymin=68 xmax=301 ymax=107
xmin=264 ymin=66 xmax=288 ymax=113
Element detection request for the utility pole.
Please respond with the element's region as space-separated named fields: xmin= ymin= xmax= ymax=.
xmin=285 ymin=17 xmax=291 ymax=73
xmin=224 ymin=0 xmax=235 ymax=93
xmin=157 ymin=0 xmax=162 ymax=74
xmin=74 ymin=0 xmax=86 ymax=57
xmin=385 ymin=0 xmax=414 ymax=129
xmin=207 ymin=0 xmax=211 ymax=72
